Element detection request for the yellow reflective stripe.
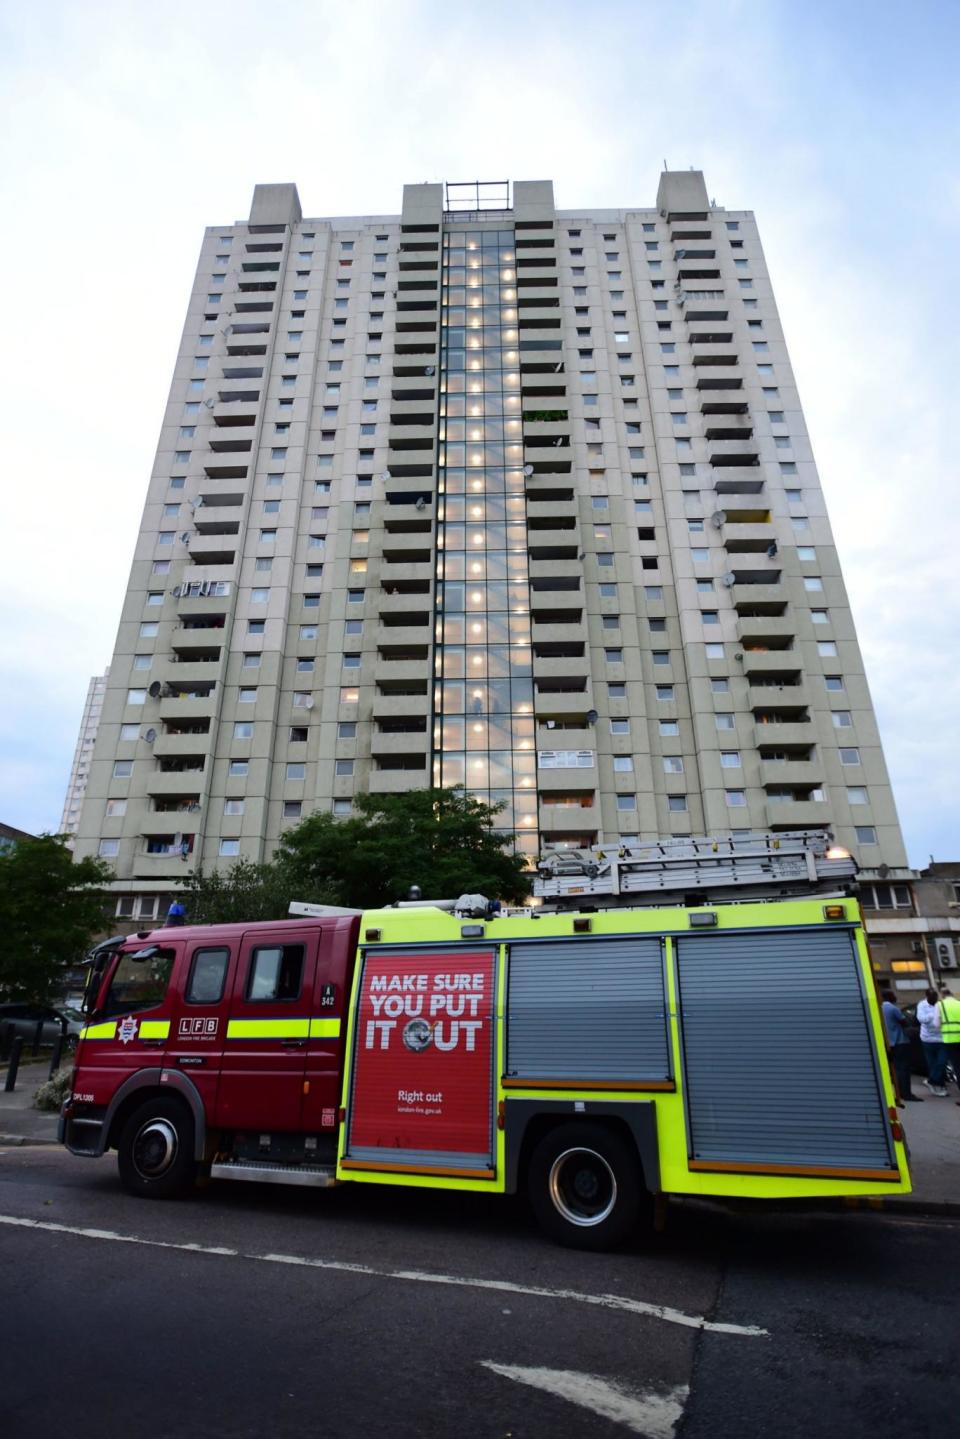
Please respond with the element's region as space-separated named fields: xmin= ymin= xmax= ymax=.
xmin=140 ymin=1020 xmax=170 ymax=1039
xmin=309 ymin=1017 xmax=342 ymax=1039
xmin=226 ymin=1018 xmax=310 ymax=1039
xmin=80 ymin=1022 xmax=116 ymax=1040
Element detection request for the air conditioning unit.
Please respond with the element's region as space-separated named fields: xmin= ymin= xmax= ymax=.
xmin=910 ymin=940 xmax=925 ymax=955
xmin=936 ymin=939 xmax=957 ymax=970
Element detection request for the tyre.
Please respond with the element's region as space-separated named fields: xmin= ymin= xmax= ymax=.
xmin=527 ymin=1121 xmax=648 ymax=1250
xmin=117 ymin=1099 xmax=197 ymax=1199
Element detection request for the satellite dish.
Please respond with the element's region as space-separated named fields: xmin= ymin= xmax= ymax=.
xmin=304 ymin=696 xmax=315 ymax=710
xmin=144 ymin=728 xmax=157 ymax=744
xmin=203 ymin=398 xmax=215 ymax=409
xmin=148 ymin=682 xmax=162 ymax=698
xmin=171 ymin=584 xmax=183 ymax=597
xmin=180 ymin=532 xmax=192 ymax=544
xmin=722 ymin=572 xmax=736 ymax=588
xmin=711 ymin=510 xmax=727 ymax=528
xmin=586 ymin=709 xmax=598 ymax=726
xmin=424 ymin=366 xmax=435 ymax=376
xmin=523 ymin=464 xmax=534 ymax=476
xmin=379 ymin=472 xmax=391 ymax=482
xmin=766 ymin=541 xmax=778 ymax=559
xmin=545 ymin=719 xmax=556 ymax=729
xmin=415 ymin=497 xmax=426 ymax=510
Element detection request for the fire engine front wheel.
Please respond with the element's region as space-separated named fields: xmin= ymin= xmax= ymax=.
xmin=117 ymin=1099 xmax=197 ymax=1199
xmin=528 ymin=1122 xmax=648 ymax=1250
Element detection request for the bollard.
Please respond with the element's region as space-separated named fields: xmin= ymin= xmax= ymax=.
xmin=0 ymin=1021 xmax=10 ymax=1063
xmin=32 ymin=1019 xmax=43 ymax=1057
xmin=49 ymin=1034 xmax=64 ymax=1078
xmin=4 ymin=1036 xmax=23 ymax=1092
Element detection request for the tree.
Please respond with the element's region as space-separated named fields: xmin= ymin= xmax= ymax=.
xmin=0 ymin=836 xmax=113 ymax=1003
xmin=177 ymin=858 xmax=338 ymax=926
xmin=276 ymin=787 xmax=530 ymax=910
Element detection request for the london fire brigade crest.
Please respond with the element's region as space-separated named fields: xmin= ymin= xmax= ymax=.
xmin=118 ymin=1016 xmax=139 ymax=1045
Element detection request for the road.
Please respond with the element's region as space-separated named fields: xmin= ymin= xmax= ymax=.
xmin=0 ymin=1144 xmax=955 ymax=1439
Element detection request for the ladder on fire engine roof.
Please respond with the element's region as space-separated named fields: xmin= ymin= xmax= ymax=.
xmin=532 ymin=830 xmax=859 ymax=911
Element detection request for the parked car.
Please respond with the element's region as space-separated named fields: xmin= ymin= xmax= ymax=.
xmin=0 ymin=1003 xmax=83 ymax=1051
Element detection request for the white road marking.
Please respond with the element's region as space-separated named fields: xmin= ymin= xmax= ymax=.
xmin=481 ymin=1363 xmax=689 ymax=1437
xmin=0 ymin=1212 xmax=767 ymax=1336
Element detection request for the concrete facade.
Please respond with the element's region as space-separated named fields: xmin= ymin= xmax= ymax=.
xmin=59 ymin=669 xmax=108 ymax=844
xmin=72 ymin=171 xmax=907 ymax=918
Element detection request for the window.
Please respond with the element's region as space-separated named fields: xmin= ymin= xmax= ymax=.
xmin=804 ymin=577 xmax=823 ymax=592
xmin=811 ymin=610 xmax=830 ymax=625
xmin=608 ymin=683 xmax=626 ymax=699
xmin=219 ymin=839 xmax=240 ymax=857
xmin=125 ymin=691 xmax=146 ymax=706
xmin=263 ymin=499 xmax=280 ymax=514
xmin=224 ymin=799 xmax=245 ymax=816
xmin=247 ymin=944 xmax=304 ymax=1002
xmin=333 ymin=799 xmax=352 ymax=815
xmin=705 ymin=643 xmax=725 ymax=659
xmin=652 ymin=651 xmax=670 ymax=666
xmin=238 ymin=688 xmax=258 ymax=704
xmin=663 ymin=756 xmax=684 ymax=774
xmin=648 ymin=618 xmax=666 ymax=634
xmin=105 ymin=799 xmax=127 ymax=817
xmin=185 ymin=948 xmax=229 ymax=1006
xmin=659 ymin=720 xmax=680 ymax=736
xmin=283 ymin=801 xmax=302 ymax=820
xmin=616 ymin=794 xmax=636 ymax=810
xmin=260 ymin=529 xmax=276 ymax=543
xmin=839 ymin=748 xmax=861 ymax=765
xmin=824 ymin=675 xmax=844 ymax=692
xmin=613 ymin=756 xmax=633 ymax=772
xmin=817 ymin=640 xmax=838 ymax=657
xmin=725 ymin=790 xmax=747 ymax=807
xmin=157 ymin=532 xmax=174 ymax=546
xmin=251 ymin=588 xmax=270 ymax=604
xmin=855 ymin=826 xmax=877 ymax=844
xmin=139 ymin=622 xmax=159 ymax=638
xmin=229 ymin=760 xmax=248 ymax=777
xmin=655 ymin=685 xmax=674 ymax=701
xmin=605 ymin=648 xmax=623 ymax=663
xmin=711 ymin=678 xmax=730 ymax=694
xmin=847 ymin=787 xmax=868 ymax=805
xmin=255 ymin=557 xmax=273 ymax=572
xmin=247 ymin=619 xmax=265 ymax=635
xmin=296 ymin=658 xmax=314 ymax=673
xmin=286 ymin=762 xmax=306 ymax=780
xmin=242 ymin=653 xmax=261 ymax=669
xmin=667 ymin=795 xmax=687 ymax=812
xmin=233 ymin=722 xmax=253 ymax=739
xmin=119 ymin=724 xmax=139 ymax=741
xmin=715 ymin=713 xmax=735 ymax=730
xmin=701 ymin=610 xmax=719 ymax=625
xmin=151 ymin=561 xmax=170 ymax=575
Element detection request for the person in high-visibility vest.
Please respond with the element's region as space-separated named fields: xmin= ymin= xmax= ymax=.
xmin=937 ymin=986 xmax=960 ymax=1105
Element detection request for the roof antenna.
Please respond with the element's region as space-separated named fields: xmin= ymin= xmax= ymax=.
xmin=663 ymin=158 xmax=668 ymax=171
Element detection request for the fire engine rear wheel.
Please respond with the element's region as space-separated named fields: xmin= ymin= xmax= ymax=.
xmin=528 ymin=1122 xmax=646 ymax=1250
xmin=117 ymin=1099 xmax=197 ymax=1199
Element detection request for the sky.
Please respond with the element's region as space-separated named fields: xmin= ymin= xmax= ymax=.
xmin=0 ymin=0 xmax=957 ymax=866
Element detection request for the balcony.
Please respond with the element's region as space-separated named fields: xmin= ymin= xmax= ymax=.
xmin=373 ymin=693 xmax=431 ymax=720
xmin=536 ymin=762 xmax=597 ymax=792
xmin=153 ymin=732 xmax=213 ymax=759
xmin=533 ymin=655 xmax=589 ymax=681
xmin=133 ymin=850 xmax=198 ymax=879
xmin=371 ymin=658 xmax=429 ymax=684
xmin=375 ymin=626 xmax=432 ymax=649
xmin=765 ymin=800 xmax=832 ymax=829
xmin=760 ymin=760 xmax=824 ymax=788
xmin=159 ymin=696 xmax=216 ymax=723
xmin=146 ymin=770 xmax=206 ymax=796
xmin=533 ymin=691 xmax=595 ymax=720
xmin=193 ymin=508 xmax=242 ymax=535
xmin=747 ymin=682 xmax=809 ymax=716
xmin=371 ymin=730 xmax=429 ymax=756
xmin=709 ymin=441 xmax=759 ymax=467
xmin=738 ymin=616 xmax=796 ymax=645
xmin=695 ymin=371 xmax=741 ymax=390
xmin=752 ymin=721 xmax=814 ymax=748
xmin=741 ymin=651 xmax=801 ymax=680
xmin=731 ymin=582 xmax=782 ymax=609
xmin=368 ymin=768 xmax=430 ymax=794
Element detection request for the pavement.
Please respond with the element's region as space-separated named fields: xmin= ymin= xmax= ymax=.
xmin=1 ymin=1059 xmax=957 ymax=1214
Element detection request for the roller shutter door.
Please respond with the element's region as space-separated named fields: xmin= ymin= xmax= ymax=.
xmin=676 ymin=928 xmax=894 ymax=1170
xmin=506 ymin=938 xmax=669 ymax=1082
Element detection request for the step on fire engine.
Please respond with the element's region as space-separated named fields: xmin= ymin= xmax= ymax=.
xmin=61 ymin=831 xmax=909 ymax=1249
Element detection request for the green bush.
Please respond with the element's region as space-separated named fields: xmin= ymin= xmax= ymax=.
xmin=34 ymin=1066 xmax=73 ymax=1112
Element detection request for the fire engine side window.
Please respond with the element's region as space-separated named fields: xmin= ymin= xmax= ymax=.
xmin=185 ymin=947 xmax=230 ymax=1005
xmin=246 ymin=945 xmax=304 ymax=1002
xmin=102 ymin=949 xmax=176 ymax=1018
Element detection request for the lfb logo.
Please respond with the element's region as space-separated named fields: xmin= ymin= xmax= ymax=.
xmin=178 ymin=1017 xmax=218 ymax=1038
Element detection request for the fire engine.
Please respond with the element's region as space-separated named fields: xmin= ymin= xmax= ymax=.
xmin=60 ymin=831 xmax=910 ymax=1248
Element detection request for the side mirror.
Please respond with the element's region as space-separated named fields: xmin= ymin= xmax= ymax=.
xmin=81 ymin=953 xmax=109 ymax=1017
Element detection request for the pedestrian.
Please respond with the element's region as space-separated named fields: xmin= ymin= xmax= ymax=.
xmin=937 ymin=985 xmax=960 ymax=1106
xmin=880 ymin=989 xmax=922 ymax=1104
xmin=917 ymin=987 xmax=948 ymax=1097
xmin=165 ymin=899 xmax=186 ymax=927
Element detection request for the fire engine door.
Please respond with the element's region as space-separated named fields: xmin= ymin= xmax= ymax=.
xmin=214 ymin=928 xmax=318 ymax=1132
xmin=79 ymin=941 xmax=181 ymax=1101
xmin=163 ymin=942 xmax=236 ymax=1121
